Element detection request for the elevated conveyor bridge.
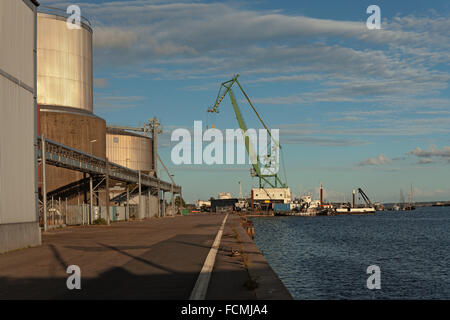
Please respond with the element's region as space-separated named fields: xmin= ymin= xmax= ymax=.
xmin=37 ymin=135 xmax=181 ymax=230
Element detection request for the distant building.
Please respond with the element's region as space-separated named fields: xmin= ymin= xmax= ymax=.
xmin=211 ymin=198 xmax=238 ymax=212
xmin=195 ymin=200 xmax=211 ymax=209
xmin=218 ymin=192 xmax=232 ymax=199
xmin=251 ymin=188 xmax=292 ymax=208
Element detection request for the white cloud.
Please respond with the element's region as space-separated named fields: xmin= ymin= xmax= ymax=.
xmin=283 ymin=136 xmax=367 ymax=147
xmin=246 ymin=74 xmax=323 ymax=84
xmin=40 ymin=0 xmax=450 ymax=138
xmin=93 ymin=27 xmax=138 ymax=49
xmin=409 ymin=145 xmax=450 ymax=159
xmin=417 ymin=158 xmax=433 ymax=164
xmin=48 ymin=1 xmax=448 ymax=78
xmin=358 ymin=154 xmax=392 ymax=166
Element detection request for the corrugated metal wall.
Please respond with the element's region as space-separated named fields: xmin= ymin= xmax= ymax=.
xmin=0 ymin=0 xmax=34 ymax=88
xmin=0 ymin=0 xmax=40 ymax=253
xmin=0 ymin=77 xmax=36 ymax=224
xmin=0 ymin=0 xmax=36 ymax=225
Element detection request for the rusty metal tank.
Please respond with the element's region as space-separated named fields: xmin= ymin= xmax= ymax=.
xmin=37 ymin=9 xmax=93 ymax=112
xmin=106 ymin=128 xmax=153 ymax=174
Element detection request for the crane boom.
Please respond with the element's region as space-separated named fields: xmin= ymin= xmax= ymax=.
xmin=358 ymin=188 xmax=373 ymax=207
xmin=207 ymin=74 xmax=286 ymax=188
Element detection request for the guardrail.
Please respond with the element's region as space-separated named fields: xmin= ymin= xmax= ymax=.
xmin=38 ymin=5 xmax=92 ymax=29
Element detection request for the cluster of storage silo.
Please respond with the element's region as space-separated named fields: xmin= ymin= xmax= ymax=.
xmin=0 ymin=1 xmax=169 ymax=253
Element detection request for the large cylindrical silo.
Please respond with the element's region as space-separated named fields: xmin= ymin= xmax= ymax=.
xmin=39 ymin=107 xmax=106 ymax=193
xmin=37 ymin=8 xmax=106 ymax=194
xmin=0 ymin=0 xmax=41 ymax=253
xmin=106 ymin=128 xmax=153 ymax=173
xmin=37 ymin=11 xmax=93 ymax=112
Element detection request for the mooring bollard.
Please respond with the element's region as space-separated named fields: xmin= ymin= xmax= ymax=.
xmin=242 ymin=219 xmax=255 ymax=239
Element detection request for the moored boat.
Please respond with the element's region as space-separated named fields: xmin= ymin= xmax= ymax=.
xmin=334 ymin=187 xmax=376 ymax=215
xmin=335 ymin=206 xmax=376 ymax=214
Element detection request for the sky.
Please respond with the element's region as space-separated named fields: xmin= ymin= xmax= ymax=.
xmin=40 ymin=0 xmax=450 ymax=203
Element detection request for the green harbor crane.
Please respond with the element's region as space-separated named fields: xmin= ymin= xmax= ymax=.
xmin=207 ymin=74 xmax=287 ymax=188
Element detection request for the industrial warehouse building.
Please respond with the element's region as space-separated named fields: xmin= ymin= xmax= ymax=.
xmin=0 ymin=0 xmax=41 ymax=253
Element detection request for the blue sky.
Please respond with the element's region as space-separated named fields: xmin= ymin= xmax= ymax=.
xmin=42 ymin=0 xmax=450 ymax=203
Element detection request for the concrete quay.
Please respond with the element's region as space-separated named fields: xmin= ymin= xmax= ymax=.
xmin=0 ymin=213 xmax=292 ymax=300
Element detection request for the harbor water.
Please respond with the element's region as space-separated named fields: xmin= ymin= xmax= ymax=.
xmin=252 ymin=206 xmax=450 ymax=299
